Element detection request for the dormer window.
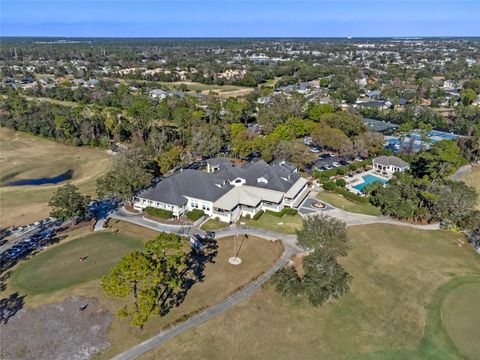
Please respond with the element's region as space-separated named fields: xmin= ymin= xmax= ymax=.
xmin=257 ymin=177 xmax=268 ymax=184
xmin=231 ymin=177 xmax=245 ymax=186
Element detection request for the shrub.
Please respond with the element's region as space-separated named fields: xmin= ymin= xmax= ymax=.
xmin=244 ymin=213 xmax=251 ymax=219
xmin=349 ymin=162 xmax=361 ymax=171
xmin=144 ymin=207 xmax=174 ymax=219
xmin=185 ymin=209 xmax=205 ymax=221
xmin=335 ymin=178 xmax=347 ymax=187
xmin=283 ymin=208 xmax=298 ymax=216
xmin=253 ymin=210 xmax=264 ymax=220
xmin=334 ymin=187 xmax=371 ymax=204
xmin=323 ymin=181 xmax=337 ymax=191
xmin=266 ymin=209 xmax=284 ymax=217
xmin=336 ymin=166 xmax=347 ymax=175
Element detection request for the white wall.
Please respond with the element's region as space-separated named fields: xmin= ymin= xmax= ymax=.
xmin=184 ymin=196 xmax=214 ymax=216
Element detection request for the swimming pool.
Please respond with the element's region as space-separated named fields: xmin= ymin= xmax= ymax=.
xmin=353 ymin=174 xmax=388 ymax=192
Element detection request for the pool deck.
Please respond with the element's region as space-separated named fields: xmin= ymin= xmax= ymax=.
xmin=345 ymin=170 xmax=391 ymax=195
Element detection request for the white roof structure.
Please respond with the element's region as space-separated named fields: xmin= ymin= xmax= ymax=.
xmin=213 ymin=185 xmax=285 ymax=210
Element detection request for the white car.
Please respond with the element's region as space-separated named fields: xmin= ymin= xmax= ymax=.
xmin=332 ymin=162 xmax=339 ymax=167
xmin=310 ymin=147 xmax=320 ymax=153
xmin=324 ymin=165 xmax=333 ymax=170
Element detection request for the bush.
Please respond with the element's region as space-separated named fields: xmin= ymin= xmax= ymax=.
xmin=336 ymin=166 xmax=347 ymax=175
xmin=266 ymin=208 xmax=299 ymax=217
xmin=244 ymin=213 xmax=251 ymax=219
xmin=253 ymin=210 xmax=264 ymax=220
xmin=335 ymin=178 xmax=347 ymax=187
xmin=334 ymin=187 xmax=371 ymax=204
xmin=266 ymin=209 xmax=284 ymax=217
xmin=144 ymin=207 xmax=174 ymax=219
xmin=185 ymin=209 xmax=205 ymax=221
xmin=323 ymin=181 xmax=337 ymax=191
xmin=283 ymin=208 xmax=298 ymax=216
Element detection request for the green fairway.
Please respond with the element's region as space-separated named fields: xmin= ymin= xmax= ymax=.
xmin=11 ymin=232 xmax=144 ymax=295
xmin=317 ymin=191 xmax=382 ymax=216
xmin=0 ymin=128 xmax=111 ymax=227
xmin=140 ymin=224 xmax=480 ymax=360
xmin=441 ymin=280 xmax=480 ymax=360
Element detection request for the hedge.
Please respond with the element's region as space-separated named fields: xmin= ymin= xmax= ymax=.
xmin=334 ymin=187 xmax=371 ymax=204
xmin=185 ymin=209 xmax=205 ymax=221
xmin=253 ymin=210 xmax=264 ymax=220
xmin=144 ymin=207 xmax=174 ymax=219
xmin=283 ymin=208 xmax=298 ymax=216
xmin=265 ymin=208 xmax=299 ymax=217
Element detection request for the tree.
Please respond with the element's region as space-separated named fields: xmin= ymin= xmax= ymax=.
xmin=301 ymin=250 xmax=351 ymax=306
xmin=102 ymin=233 xmax=188 ymax=328
xmin=145 ymin=233 xmax=187 ymax=312
xmin=460 ymin=88 xmax=477 ymax=106
xmin=102 ymin=251 xmax=157 ymax=328
xmin=274 ymin=140 xmax=315 ymax=169
xmin=49 ymin=183 xmax=90 ymax=222
xmin=297 ymin=214 xmax=349 ymax=256
xmin=411 ymin=140 xmax=466 ymax=179
xmin=321 ymin=112 xmax=366 ymax=137
xmin=273 ymin=215 xmax=351 ymax=306
xmin=96 ymin=148 xmax=153 ymax=202
xmin=157 ymin=146 xmax=182 ymax=173
xmin=311 ymin=125 xmax=350 ymax=151
xmin=306 ymin=102 xmax=334 ymax=121
xmin=429 ymin=180 xmax=478 ymax=229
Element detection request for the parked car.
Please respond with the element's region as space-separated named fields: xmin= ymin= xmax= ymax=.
xmin=331 ymin=162 xmax=339 ymax=167
xmin=310 ymin=147 xmax=321 ymax=153
xmin=324 ymin=165 xmax=333 ymax=170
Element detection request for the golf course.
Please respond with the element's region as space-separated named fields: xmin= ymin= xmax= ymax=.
xmin=139 ymin=224 xmax=480 ymax=360
xmin=0 ymin=128 xmax=111 ymax=228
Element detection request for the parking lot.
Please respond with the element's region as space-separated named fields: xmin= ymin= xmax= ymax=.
xmin=312 ymin=154 xmax=359 ymax=171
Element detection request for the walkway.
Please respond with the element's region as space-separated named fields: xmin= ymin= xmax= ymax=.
xmin=449 ymin=164 xmax=473 ymax=181
xmin=111 ymin=246 xmax=297 ymax=360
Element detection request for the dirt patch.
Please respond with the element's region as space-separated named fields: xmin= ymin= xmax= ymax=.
xmin=1 ymin=296 xmax=112 ymax=360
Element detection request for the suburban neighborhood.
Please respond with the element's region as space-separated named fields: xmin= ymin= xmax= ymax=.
xmin=1 ymin=3 xmax=480 ymax=359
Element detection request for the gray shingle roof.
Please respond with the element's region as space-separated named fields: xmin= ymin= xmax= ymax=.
xmin=373 ymin=155 xmax=409 ymax=168
xmin=138 ymin=160 xmax=302 ymax=205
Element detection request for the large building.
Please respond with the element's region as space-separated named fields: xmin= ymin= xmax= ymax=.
xmin=133 ymin=159 xmax=309 ymax=223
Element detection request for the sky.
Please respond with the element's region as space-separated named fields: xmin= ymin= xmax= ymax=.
xmin=1 ymin=0 xmax=479 ymax=37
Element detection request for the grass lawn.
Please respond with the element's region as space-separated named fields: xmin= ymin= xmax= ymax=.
xmin=4 ymin=230 xmax=283 ymax=360
xmin=200 ymin=218 xmax=230 ymax=231
xmin=242 ymin=212 xmax=303 ymax=234
xmin=460 ymin=165 xmax=480 ymax=210
xmin=10 ymin=232 xmax=144 ymax=295
xmin=441 ymin=280 xmax=480 ymax=360
xmin=317 ymin=191 xmax=382 ymax=216
xmin=106 ymin=219 xmax=160 ymax=242
xmin=140 ymin=224 xmax=480 ymax=360
xmin=0 ymin=128 xmax=111 ymax=227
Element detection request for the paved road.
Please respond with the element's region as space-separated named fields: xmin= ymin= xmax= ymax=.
xmin=449 ymin=164 xmax=473 ymax=181
xmin=111 ymin=246 xmax=297 ymax=360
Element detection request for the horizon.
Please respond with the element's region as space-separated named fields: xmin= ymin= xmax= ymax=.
xmin=2 ymin=1 xmax=480 ymax=38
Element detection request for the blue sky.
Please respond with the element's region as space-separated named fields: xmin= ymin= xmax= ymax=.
xmin=1 ymin=1 xmax=479 ymax=37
